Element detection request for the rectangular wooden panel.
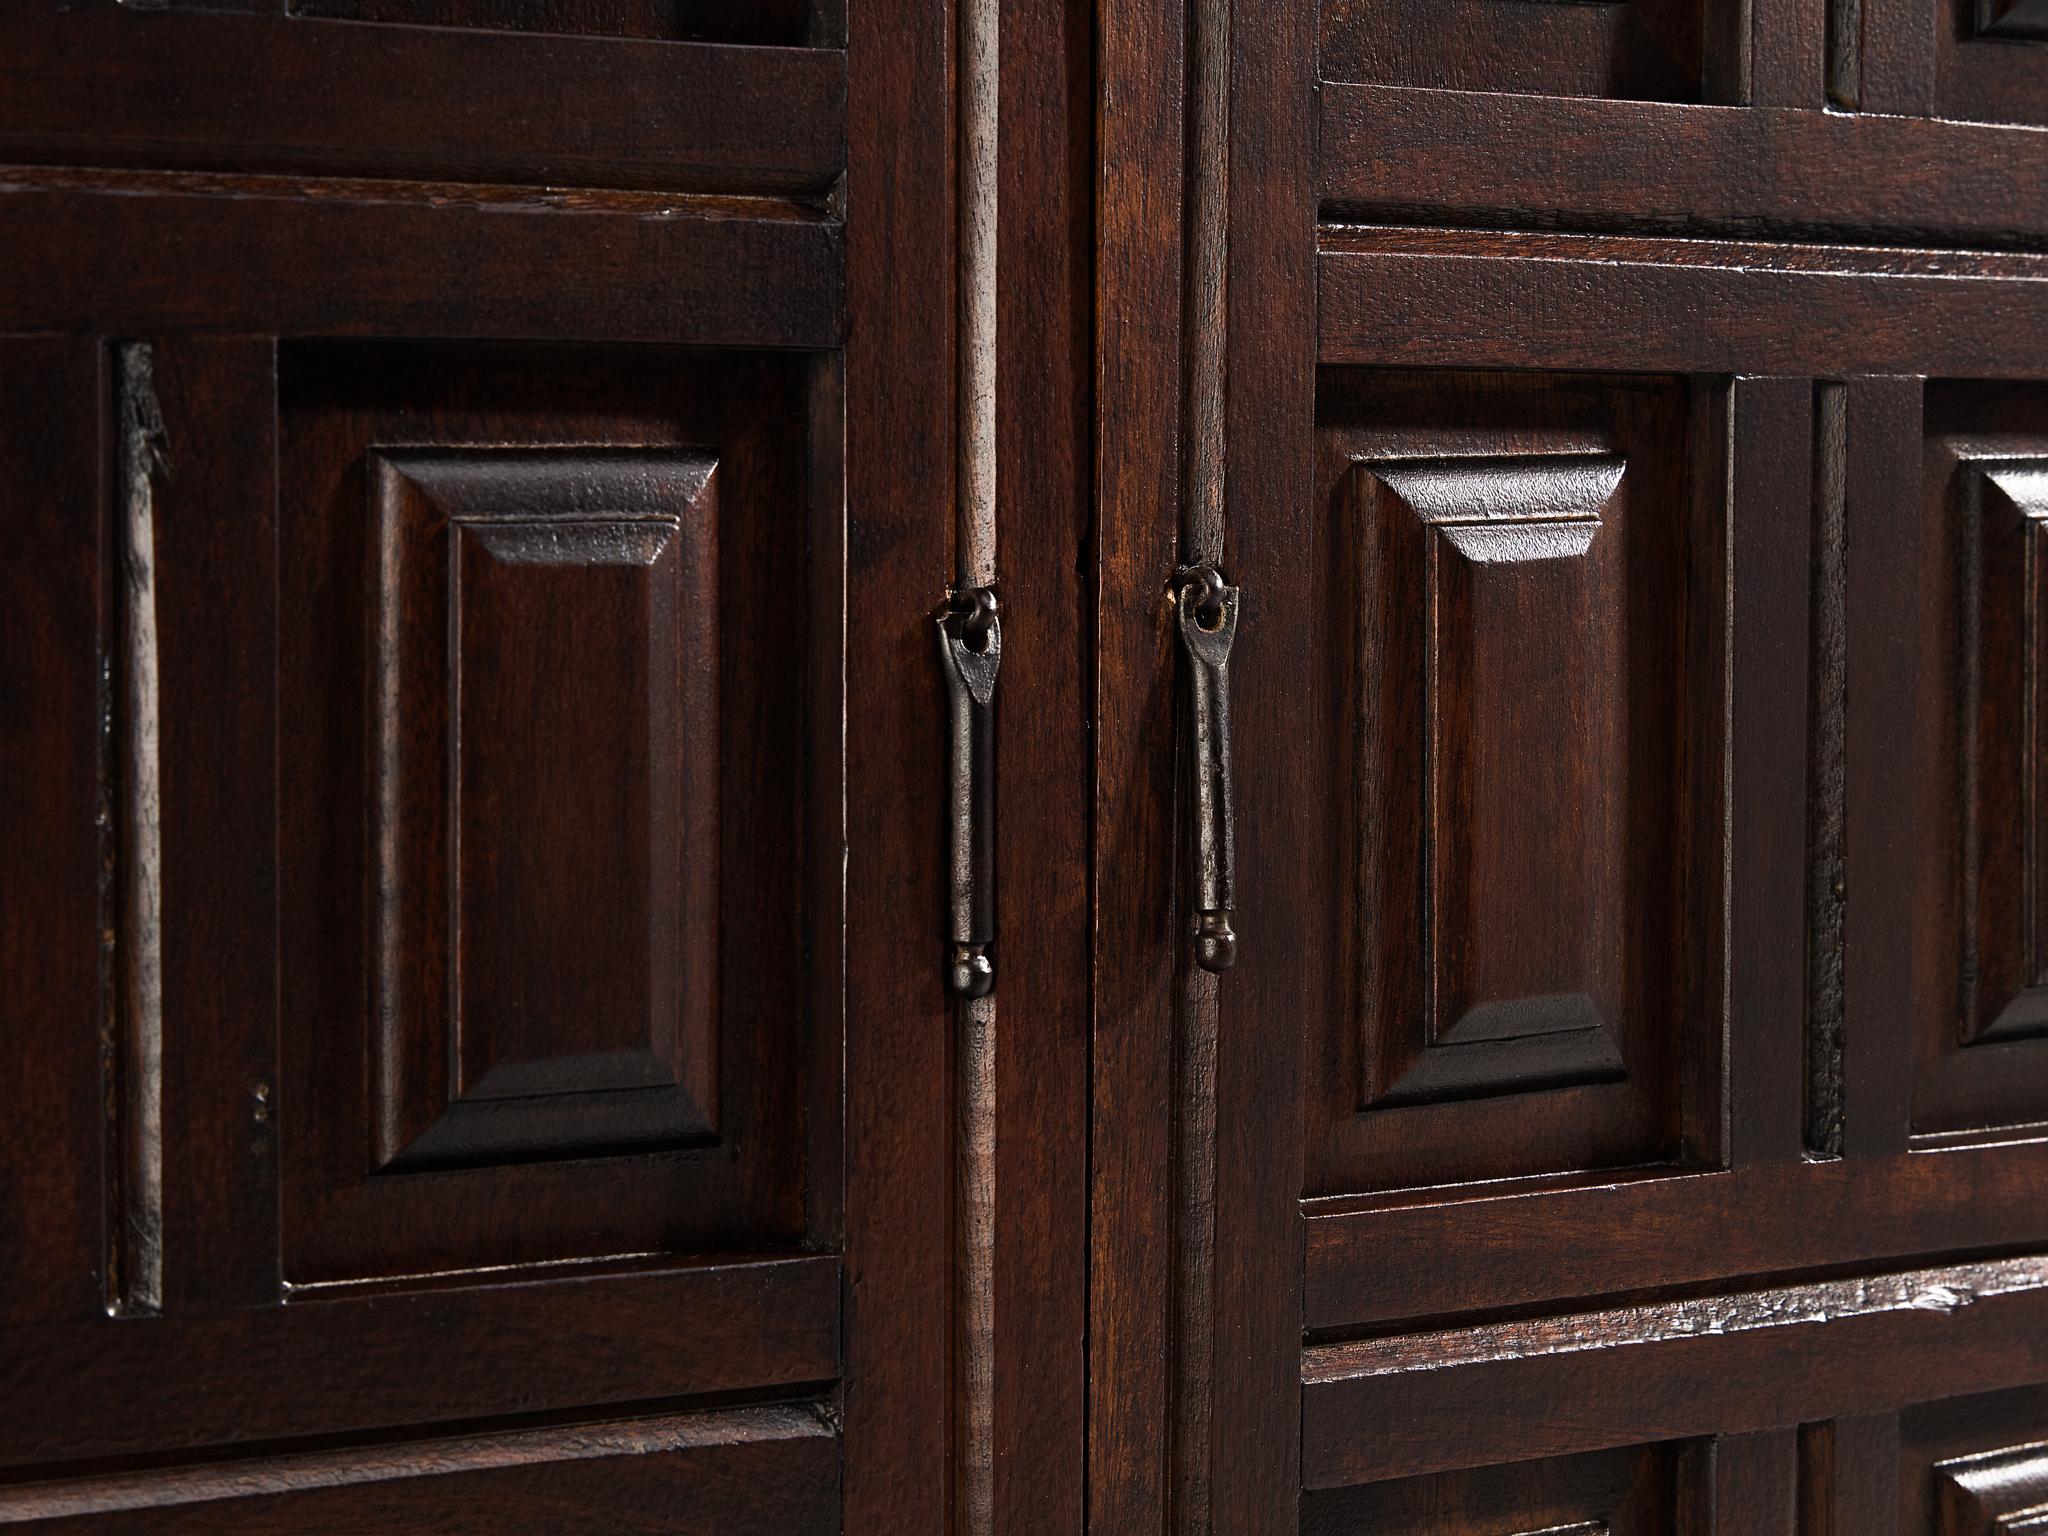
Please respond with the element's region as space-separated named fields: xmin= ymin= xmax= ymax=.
xmin=1313 ymin=371 xmax=1699 ymax=1195
xmin=368 ymin=449 xmax=719 ymax=1171
xmin=0 ymin=340 xmax=104 ymax=1329
xmin=0 ymin=1407 xmax=837 ymax=1535
xmin=1914 ymin=384 xmax=2048 ymax=1137
xmin=1319 ymin=0 xmax=1712 ymax=102
xmin=0 ymin=3 xmax=844 ymax=192
xmin=279 ymin=341 xmax=826 ymax=1282
xmin=1302 ymin=1440 xmax=1685 ymax=1535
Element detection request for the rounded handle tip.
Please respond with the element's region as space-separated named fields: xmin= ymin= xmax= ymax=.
xmin=1195 ymin=912 xmax=1236 ymax=973
xmin=949 ymin=945 xmax=996 ymax=998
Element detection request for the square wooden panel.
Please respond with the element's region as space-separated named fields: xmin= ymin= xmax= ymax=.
xmin=1301 ymin=1440 xmax=1685 ymax=1535
xmin=1310 ymin=371 xmax=1710 ymax=1196
xmin=1318 ymin=0 xmax=1713 ymax=103
xmin=1914 ymin=384 xmax=2048 ymax=1138
xmin=278 ymin=341 xmax=833 ymax=1283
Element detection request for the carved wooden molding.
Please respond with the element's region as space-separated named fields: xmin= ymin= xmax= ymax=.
xmin=1938 ymin=1441 xmax=2048 ymax=1533
xmin=1980 ymin=0 xmax=2048 ymax=39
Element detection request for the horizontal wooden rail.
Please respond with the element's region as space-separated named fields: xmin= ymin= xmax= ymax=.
xmin=1320 ymin=226 xmax=2048 ymax=376
xmin=1304 ymin=1251 xmax=2048 ymax=1488
xmin=0 ymin=168 xmax=841 ymax=348
xmin=0 ymin=4 xmax=845 ymax=195
xmin=0 ymin=1255 xmax=838 ymax=1470
xmin=1306 ymin=1138 xmax=2048 ymax=1330
xmin=1320 ymin=83 xmax=2048 ymax=246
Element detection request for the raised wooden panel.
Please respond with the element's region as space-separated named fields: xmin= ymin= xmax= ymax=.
xmin=1914 ymin=389 xmax=2048 ymax=1137
xmin=1905 ymin=1386 xmax=2048 ymax=1534
xmin=1318 ymin=0 xmax=1713 ymax=103
xmin=1938 ymin=1445 xmax=2048 ymax=1533
xmin=1357 ymin=455 xmax=1627 ymax=1108
xmin=1312 ymin=371 xmax=1701 ymax=1195
xmin=367 ymin=449 xmax=719 ymax=1171
xmin=1928 ymin=0 xmax=2048 ymax=127
xmin=279 ymin=341 xmax=830 ymax=1282
xmin=1300 ymin=1440 xmax=1681 ymax=1535
xmin=1981 ymin=0 xmax=2048 ymax=37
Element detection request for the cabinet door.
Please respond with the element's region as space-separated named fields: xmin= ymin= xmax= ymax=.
xmin=0 ymin=1 xmax=1002 ymax=1527
xmin=1092 ymin=1 xmax=2048 ymax=1531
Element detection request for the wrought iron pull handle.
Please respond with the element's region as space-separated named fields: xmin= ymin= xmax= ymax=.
xmin=1177 ymin=566 xmax=1239 ymax=973
xmin=938 ymin=587 xmax=1001 ymax=997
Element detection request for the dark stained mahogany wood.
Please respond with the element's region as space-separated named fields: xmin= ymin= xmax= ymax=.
xmin=16 ymin=0 xmax=2048 ymax=1526
xmin=0 ymin=3 xmax=844 ymax=192
xmin=0 ymin=1408 xmax=838 ymax=1536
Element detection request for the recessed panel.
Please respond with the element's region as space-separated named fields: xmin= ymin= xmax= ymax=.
xmin=1312 ymin=371 xmax=1702 ymax=1195
xmin=1915 ymin=386 xmax=2048 ymax=1137
xmin=1940 ymin=0 xmax=2048 ymax=127
xmin=1905 ymin=1384 xmax=2048 ymax=1534
xmin=1319 ymin=0 xmax=1711 ymax=103
xmin=279 ymin=341 xmax=829 ymax=1282
xmin=1301 ymin=1439 xmax=1682 ymax=1535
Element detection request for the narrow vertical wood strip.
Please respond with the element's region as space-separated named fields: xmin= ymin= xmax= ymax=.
xmin=1728 ymin=377 xmax=1814 ymax=1168
xmin=110 ymin=340 xmax=166 ymax=1317
xmin=1847 ymin=0 xmax=1938 ymax=115
xmin=1752 ymin=0 xmax=1828 ymax=106
xmin=955 ymin=0 xmax=999 ymax=1528
xmin=1175 ymin=0 xmax=1229 ymax=1523
xmin=0 ymin=339 xmax=104 ymax=1328
xmin=1806 ymin=381 xmax=1848 ymax=1158
xmin=1213 ymin=0 xmax=1317 ymax=1530
xmin=1800 ymin=1412 xmax=1902 ymax=1536
xmin=1687 ymin=1428 xmax=1800 ymax=1534
xmin=989 ymin=0 xmax=1091 ymax=1527
xmin=1183 ymin=0 xmax=1227 ymax=563
xmin=1840 ymin=376 xmax=1924 ymax=1159
xmin=149 ymin=337 xmax=283 ymax=1313
xmin=843 ymin=0 xmax=956 ymax=1524
xmin=1090 ymin=0 xmax=1186 ymax=1527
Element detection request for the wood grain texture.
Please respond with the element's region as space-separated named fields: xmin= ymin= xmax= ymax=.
xmin=0 ymin=341 xmax=104 ymax=1331
xmin=0 ymin=2 xmax=844 ymax=192
xmin=0 ymin=170 xmax=840 ymax=349
xmin=1205 ymin=0 xmax=1316 ymax=1532
xmin=1089 ymin=0 xmax=1185 ymax=1527
xmin=1319 ymin=230 xmax=2048 ymax=378
xmin=1914 ymin=386 xmax=2048 ymax=1138
xmin=278 ymin=343 xmax=815 ymax=1284
xmin=1801 ymin=1412 xmax=1901 ymax=1536
xmin=1319 ymin=88 xmax=2048 ymax=245
xmin=1302 ymin=1440 xmax=1680 ymax=1535
xmin=1305 ymin=1253 xmax=2048 ymax=1488
xmin=0 ymin=1256 xmax=837 ymax=1469
xmin=0 ymin=1407 xmax=836 ymax=1534
xmin=1320 ymin=0 xmax=1709 ymax=101
xmin=1305 ymin=1140 xmax=2048 ymax=1330
xmin=840 ymin=0 xmax=956 ymax=1526
xmin=988 ymin=0 xmax=1092 ymax=1528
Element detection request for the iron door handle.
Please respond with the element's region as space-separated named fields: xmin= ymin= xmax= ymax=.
xmin=939 ymin=587 xmax=1001 ymax=996
xmin=1177 ymin=565 xmax=1238 ymax=973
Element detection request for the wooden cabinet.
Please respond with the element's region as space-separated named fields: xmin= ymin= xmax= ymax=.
xmin=6 ymin=1 xmax=2048 ymax=1531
